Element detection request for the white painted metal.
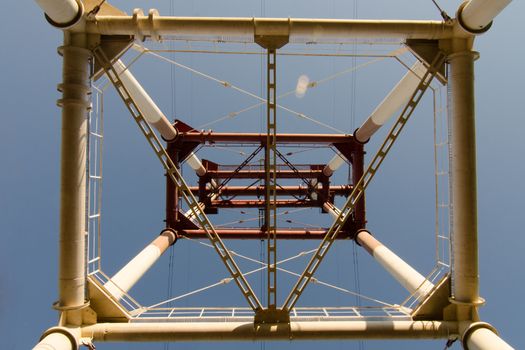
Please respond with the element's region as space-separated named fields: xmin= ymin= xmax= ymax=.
xmin=34 ymin=0 xmax=81 ymax=27
xmin=323 ymin=154 xmax=346 ymax=177
xmin=82 ymin=320 xmax=458 ymax=341
xmin=356 ymin=230 xmax=434 ymax=299
xmin=113 ymin=60 xmax=178 ymax=141
xmin=57 ymin=40 xmax=91 ymax=311
xmin=448 ymin=50 xmax=480 ymax=305
xmin=466 ymin=327 xmax=515 ymax=350
xmin=86 ymin=17 xmax=453 ymax=41
xmin=104 ymin=231 xmax=176 ymax=300
xmin=355 ymin=61 xmax=426 ymax=143
xmin=459 ymin=0 xmax=513 ymax=32
xmin=186 ymin=152 xmax=207 ymax=176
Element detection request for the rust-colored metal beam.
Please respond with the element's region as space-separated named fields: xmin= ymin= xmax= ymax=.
xmin=175 ymin=130 xmax=358 ymax=145
xmin=210 ymin=199 xmax=319 ymax=208
xmin=207 ymin=169 xmax=323 ymax=179
xmin=179 ymin=228 xmax=352 ymax=239
xmin=187 ymin=185 xmax=352 ymax=197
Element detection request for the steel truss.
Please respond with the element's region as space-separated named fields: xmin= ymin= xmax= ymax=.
xmin=32 ymin=0 xmax=517 ymax=349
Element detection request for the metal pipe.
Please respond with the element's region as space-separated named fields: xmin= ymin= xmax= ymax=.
xmin=113 ymin=60 xmax=178 ymax=141
xmin=82 ymin=320 xmax=458 ymax=341
xmin=457 ymin=0 xmax=513 ymax=33
xmin=178 ymin=132 xmax=356 ymax=144
xmin=355 ymin=61 xmax=426 ymax=143
xmin=104 ymin=230 xmax=177 ymax=300
xmin=323 ymin=154 xmax=346 ymax=177
xmin=180 ymin=228 xmax=349 ymax=239
xmin=34 ymin=0 xmax=83 ymax=28
xmin=463 ymin=323 xmax=515 ymax=350
xmin=356 ymin=230 xmax=434 ymax=299
xmin=207 ymin=169 xmax=322 ymax=179
xmin=86 ymin=16 xmax=453 ymax=41
xmin=185 ymin=152 xmax=207 ymax=176
xmin=188 ymin=185 xmax=352 ymax=196
xmin=33 ymin=327 xmax=79 ymax=350
xmin=448 ymin=50 xmax=480 ymax=305
xmin=57 ymin=42 xmax=91 ymax=310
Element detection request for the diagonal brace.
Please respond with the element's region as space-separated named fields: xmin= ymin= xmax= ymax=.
xmin=92 ymin=46 xmax=263 ymax=312
xmin=282 ymin=51 xmax=446 ymax=311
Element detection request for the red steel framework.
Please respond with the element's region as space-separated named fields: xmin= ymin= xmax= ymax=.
xmin=166 ymin=120 xmax=366 ymax=239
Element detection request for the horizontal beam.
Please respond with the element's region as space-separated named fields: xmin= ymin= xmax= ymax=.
xmin=179 ymin=228 xmax=350 ymax=239
xmin=176 ymin=132 xmax=357 ymax=145
xmin=86 ymin=16 xmax=454 ymax=41
xmin=83 ymin=320 xmax=459 ymax=341
xmin=189 ymin=185 xmax=352 ymax=196
xmin=209 ymin=199 xmax=320 ymax=208
xmin=207 ymin=169 xmax=322 ymax=179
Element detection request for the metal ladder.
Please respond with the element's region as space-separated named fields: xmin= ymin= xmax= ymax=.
xmin=93 ymin=46 xmax=263 ymax=312
xmin=282 ymin=51 xmax=447 ymax=311
xmin=265 ymin=48 xmax=278 ymax=309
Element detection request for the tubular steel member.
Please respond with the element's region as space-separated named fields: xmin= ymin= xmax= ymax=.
xmin=355 ymin=230 xmax=434 ymax=299
xmin=447 ymin=48 xmax=483 ymax=308
xmin=355 ymin=61 xmax=427 ymax=143
xmin=56 ymin=36 xmax=92 ymax=317
xmin=86 ymin=16 xmax=454 ymax=41
xmin=461 ymin=322 xmax=515 ymax=350
xmin=104 ymin=229 xmax=177 ymax=300
xmin=33 ymin=327 xmax=80 ymax=350
xmin=457 ymin=0 xmax=513 ymax=34
xmin=82 ymin=320 xmax=459 ymax=341
xmin=34 ymin=0 xmax=83 ymax=28
xmin=180 ymin=228 xmax=352 ymax=240
xmin=113 ymin=60 xmax=178 ymax=141
xmin=176 ymin=131 xmax=357 ymax=144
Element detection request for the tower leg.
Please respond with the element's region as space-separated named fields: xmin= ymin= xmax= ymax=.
xmin=448 ymin=49 xmax=482 ymax=308
xmin=57 ymin=33 xmax=92 ymax=318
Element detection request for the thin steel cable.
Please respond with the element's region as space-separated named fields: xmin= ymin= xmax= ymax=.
xmin=136 ymin=45 xmax=391 ymax=133
xmin=147 ymin=248 xmax=317 ymax=308
xmin=275 ymin=266 xmax=394 ymax=308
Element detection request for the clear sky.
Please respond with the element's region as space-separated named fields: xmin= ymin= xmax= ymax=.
xmin=1 ymin=1 xmax=524 ymax=350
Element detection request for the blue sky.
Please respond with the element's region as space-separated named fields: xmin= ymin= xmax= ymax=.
xmin=1 ymin=1 xmax=524 ymax=349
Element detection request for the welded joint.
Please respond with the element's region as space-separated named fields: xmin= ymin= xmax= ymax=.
xmin=254 ymin=17 xmax=291 ymax=49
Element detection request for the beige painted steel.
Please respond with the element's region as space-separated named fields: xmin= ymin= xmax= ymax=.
xmin=459 ymin=0 xmax=513 ymax=32
xmin=355 ymin=61 xmax=426 ymax=143
xmin=33 ymin=327 xmax=79 ymax=350
xmin=33 ymin=332 xmax=74 ymax=350
xmin=82 ymin=321 xmax=458 ymax=341
xmin=466 ymin=327 xmax=515 ymax=350
xmin=57 ymin=40 xmax=91 ymax=310
xmin=34 ymin=0 xmax=81 ymax=26
xmin=113 ymin=60 xmax=177 ymax=141
xmin=104 ymin=231 xmax=176 ymax=300
xmin=356 ymin=230 xmax=434 ymax=299
xmin=448 ymin=50 xmax=480 ymax=305
xmin=86 ymin=16 xmax=454 ymax=41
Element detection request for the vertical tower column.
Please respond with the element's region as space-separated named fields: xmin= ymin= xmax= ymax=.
xmin=57 ymin=34 xmax=92 ymax=311
xmin=448 ymin=49 xmax=481 ymax=306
